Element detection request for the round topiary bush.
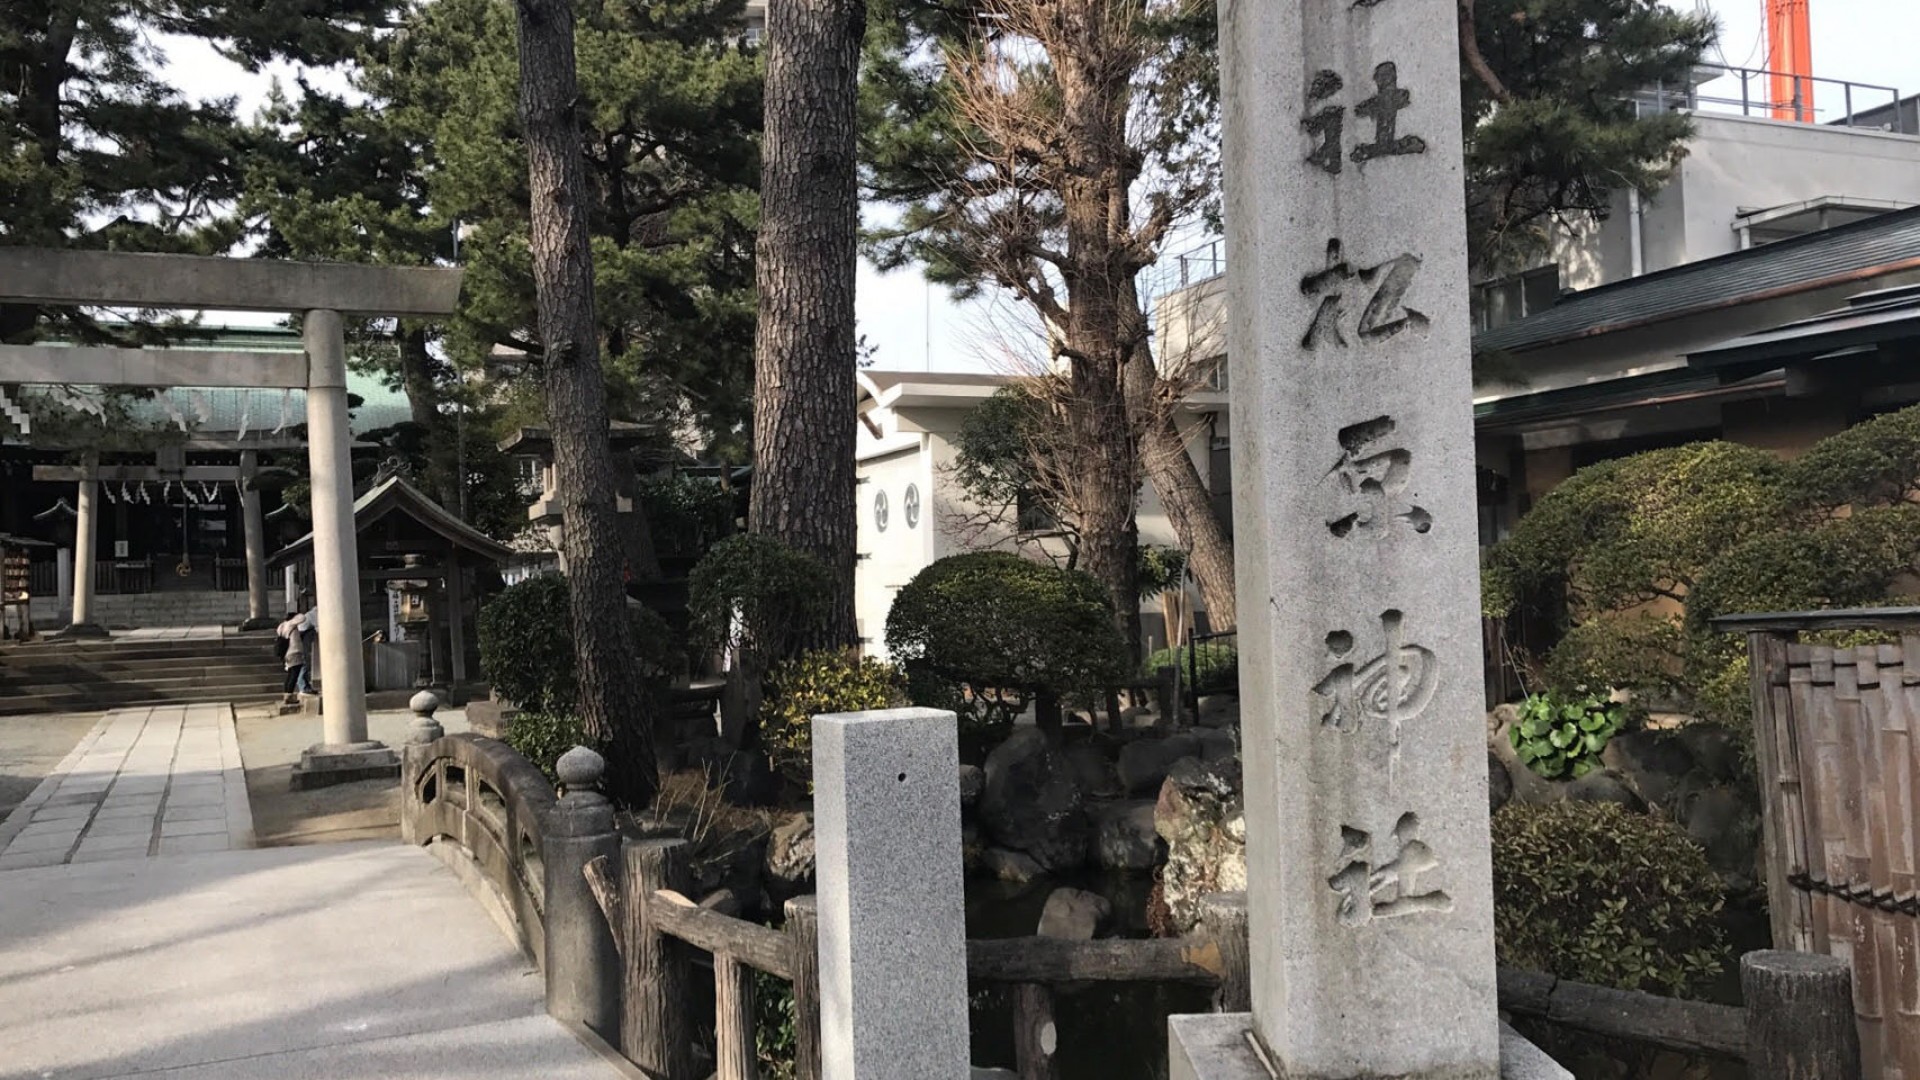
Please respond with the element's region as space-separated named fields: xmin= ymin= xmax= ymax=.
xmin=1492 ymin=801 xmax=1728 ymax=996
xmin=1143 ymin=642 xmax=1237 ymax=696
xmin=760 ymin=650 xmax=906 ymax=785
xmin=504 ymin=710 xmax=589 ymax=784
xmin=688 ymin=534 xmax=835 ymax=663
xmin=479 ymin=572 xmax=679 ymax=714
xmin=885 ymin=551 xmax=1129 ymax=737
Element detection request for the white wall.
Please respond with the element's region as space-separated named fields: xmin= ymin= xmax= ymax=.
xmin=854 ymin=440 xmax=933 ymax=655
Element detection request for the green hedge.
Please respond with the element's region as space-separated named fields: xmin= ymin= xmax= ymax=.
xmin=760 ymin=650 xmax=906 ymax=784
xmin=1143 ymin=642 xmax=1237 ymax=696
xmin=478 ymin=572 xmax=678 ymax=714
xmin=1492 ymin=801 xmax=1727 ymax=996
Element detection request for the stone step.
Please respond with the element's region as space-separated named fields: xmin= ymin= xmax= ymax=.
xmin=0 ymin=655 xmax=284 ymax=679
xmin=0 ymin=689 xmax=284 ymax=717
xmin=0 ymin=670 xmax=285 ymax=695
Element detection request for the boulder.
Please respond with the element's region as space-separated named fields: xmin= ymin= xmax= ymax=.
xmin=1194 ymin=728 xmax=1238 ymax=763
xmin=1488 ymin=750 xmax=1513 ymax=815
xmin=1675 ymin=722 xmax=1742 ymax=784
xmin=982 ymin=846 xmax=1047 ymax=886
xmin=958 ymin=765 xmax=985 ymax=809
xmin=1600 ymin=730 xmax=1696 ymax=809
xmin=765 ymin=812 xmax=815 ymax=891
xmin=1063 ymin=743 xmax=1121 ymax=798
xmin=980 ymin=728 xmax=1090 ymax=872
xmin=1197 ymin=695 xmax=1239 ymax=729
xmin=1116 ymin=733 xmax=1202 ymax=796
xmin=1678 ymin=784 xmax=1762 ymax=893
xmin=1090 ymin=799 xmax=1164 ymax=871
xmin=1153 ymin=756 xmax=1246 ymax=935
xmin=1564 ymin=769 xmax=1648 ymax=813
xmin=1038 ymin=887 xmax=1112 ymax=940
xmin=962 ymin=824 xmax=988 ymax=875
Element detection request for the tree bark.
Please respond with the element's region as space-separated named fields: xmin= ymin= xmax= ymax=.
xmin=1125 ymin=361 xmax=1237 ymax=630
xmin=512 ymin=0 xmax=657 ymax=805
xmin=750 ymin=0 xmax=866 ymax=651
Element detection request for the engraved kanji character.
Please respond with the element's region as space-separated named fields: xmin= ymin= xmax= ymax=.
xmin=1310 ymin=610 xmax=1438 ymax=745
xmin=1302 ymin=70 xmax=1346 ymax=176
xmin=1326 ymin=415 xmax=1432 ymax=537
xmin=1327 ymin=812 xmax=1452 ymax=927
xmin=1356 ymin=253 xmax=1430 ymax=341
xmin=1351 ymin=62 xmax=1427 ymax=166
xmin=1299 ymin=239 xmax=1355 ymax=350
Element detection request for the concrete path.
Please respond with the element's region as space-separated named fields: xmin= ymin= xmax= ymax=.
xmin=0 ymin=842 xmax=629 ymax=1079
xmin=108 ymin=625 xmax=233 ymax=642
xmin=0 ymin=704 xmax=253 ymax=870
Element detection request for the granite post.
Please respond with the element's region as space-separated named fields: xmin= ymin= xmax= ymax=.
xmin=1173 ymin=0 xmax=1499 ymax=1077
xmin=290 ymin=309 xmax=398 ymax=790
xmin=239 ymin=450 xmax=274 ymax=630
xmin=62 ymin=456 xmax=106 ymax=637
xmin=55 ymin=547 xmax=71 ymax=614
xmin=812 ymin=708 xmax=970 ymax=1080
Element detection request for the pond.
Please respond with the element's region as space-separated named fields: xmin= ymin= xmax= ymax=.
xmin=964 ymin=868 xmax=1209 ymax=1080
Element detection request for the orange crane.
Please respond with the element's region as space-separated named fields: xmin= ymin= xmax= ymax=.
xmin=1767 ymin=0 xmax=1815 ymax=121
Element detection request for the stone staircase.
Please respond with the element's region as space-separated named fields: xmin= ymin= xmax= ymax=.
xmin=0 ymin=632 xmax=286 ymax=716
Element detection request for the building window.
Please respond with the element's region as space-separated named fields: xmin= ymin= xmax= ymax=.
xmin=1472 ymin=265 xmax=1560 ymax=331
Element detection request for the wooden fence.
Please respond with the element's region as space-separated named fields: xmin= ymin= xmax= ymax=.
xmin=1719 ymin=607 xmax=1920 ymax=1080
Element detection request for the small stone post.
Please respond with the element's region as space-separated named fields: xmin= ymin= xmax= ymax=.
xmin=1742 ymin=950 xmax=1861 ymax=1080
xmin=55 ymin=547 xmax=71 ymax=615
xmin=1173 ymin=0 xmax=1500 ymax=1077
xmin=63 ymin=455 xmax=105 ymax=637
xmin=812 ymin=708 xmax=970 ymax=1080
xmin=239 ymin=450 xmax=273 ymax=630
xmin=398 ymin=691 xmax=443 ymax=845
xmin=541 ymin=745 xmax=623 ymax=1041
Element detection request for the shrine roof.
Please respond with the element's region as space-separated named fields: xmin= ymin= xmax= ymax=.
xmin=268 ymin=476 xmax=512 ymax=568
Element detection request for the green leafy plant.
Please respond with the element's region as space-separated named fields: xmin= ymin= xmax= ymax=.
xmin=688 ymin=534 xmax=835 ymax=664
xmin=479 ymin=573 xmax=680 ymax=713
xmin=1143 ymin=642 xmax=1237 ymax=696
xmin=504 ymin=710 xmax=588 ymax=785
xmin=636 ymin=473 xmax=737 ymax=556
xmin=1510 ymin=691 xmax=1625 ymax=779
xmin=753 ymin=969 xmax=797 ymax=1080
xmin=885 ymin=552 xmax=1129 ymax=738
xmin=761 ymin=651 xmax=907 ymax=784
xmin=1492 ymin=801 xmax=1728 ymax=996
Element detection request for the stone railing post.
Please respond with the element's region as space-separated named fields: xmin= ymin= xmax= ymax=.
xmin=542 ymin=745 xmax=623 ymax=1041
xmin=813 ymin=708 xmax=969 ymax=1079
xmin=398 ymin=691 xmax=444 ymax=845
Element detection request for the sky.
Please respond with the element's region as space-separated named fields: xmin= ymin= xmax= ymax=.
xmin=159 ymin=0 xmax=1920 ymax=374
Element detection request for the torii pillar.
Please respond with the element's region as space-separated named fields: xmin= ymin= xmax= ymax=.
xmin=59 ymin=452 xmax=107 ymax=638
xmin=238 ymin=450 xmax=274 ymax=631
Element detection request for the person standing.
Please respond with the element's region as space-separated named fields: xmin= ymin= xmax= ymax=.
xmin=276 ymin=611 xmax=308 ymax=704
xmin=298 ymin=592 xmax=318 ymax=695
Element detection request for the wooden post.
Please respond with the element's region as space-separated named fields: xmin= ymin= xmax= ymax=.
xmin=1742 ymin=950 xmax=1861 ymax=1080
xmin=715 ymin=954 xmax=758 ymax=1080
xmin=1013 ymin=983 xmax=1059 ymax=1080
xmin=786 ymin=895 xmax=823 ymax=1080
xmin=1199 ymin=892 xmax=1251 ymax=1014
xmin=1155 ymin=664 xmax=1180 ymax=732
xmin=623 ymin=838 xmax=696 ymax=1080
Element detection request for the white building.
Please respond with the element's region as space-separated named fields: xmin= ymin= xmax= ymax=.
xmin=853 ymin=371 xmax=1228 ymax=659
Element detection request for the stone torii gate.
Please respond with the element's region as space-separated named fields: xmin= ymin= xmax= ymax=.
xmin=0 ymin=248 xmax=461 ymax=784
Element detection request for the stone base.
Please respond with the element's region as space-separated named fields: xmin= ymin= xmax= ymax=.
xmin=239 ymin=616 xmax=278 ymax=631
xmin=1167 ymin=1015 xmax=1567 ymax=1080
xmin=52 ymin=622 xmax=110 ymax=639
xmin=290 ymin=741 xmax=401 ymax=791
xmin=465 ymin=696 xmax=520 ymax=739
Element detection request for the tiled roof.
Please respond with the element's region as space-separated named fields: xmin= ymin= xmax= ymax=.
xmin=1474 ymin=206 xmax=1920 ymax=355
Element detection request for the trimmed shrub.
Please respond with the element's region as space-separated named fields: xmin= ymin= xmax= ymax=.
xmin=505 ymin=710 xmax=588 ymax=784
xmin=479 ymin=572 xmax=680 ymax=714
xmin=761 ymin=650 xmax=906 ymax=784
xmin=1509 ymin=690 xmax=1626 ymax=779
xmin=1492 ymin=801 xmax=1728 ymax=996
xmin=885 ymin=552 xmax=1129 ymax=737
xmin=1143 ymin=642 xmax=1238 ymax=696
xmin=688 ymin=534 xmax=834 ymax=663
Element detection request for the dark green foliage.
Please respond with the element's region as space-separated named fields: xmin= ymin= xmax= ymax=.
xmin=1509 ymin=691 xmax=1626 ymax=780
xmin=1143 ymin=642 xmax=1236 ymax=696
xmin=636 ymin=474 xmax=738 ymax=557
xmin=886 ymin=552 xmax=1130 ymax=733
xmin=760 ymin=650 xmax=906 ymax=785
xmin=1686 ymin=505 xmax=1920 ymax=629
xmin=1463 ymin=0 xmax=1715 ymax=271
xmin=1137 ymin=546 xmax=1189 ymax=600
xmin=950 ymin=385 xmax=1052 ymax=524
xmin=1492 ymin=801 xmax=1728 ymax=996
xmin=1538 ymin=615 xmax=1685 ymax=703
xmin=504 ymin=710 xmax=589 ymax=784
xmin=1781 ymin=405 xmax=1920 ymax=513
xmin=479 ymin=573 xmax=679 ymax=713
xmin=688 ymin=535 xmax=835 ymax=664
xmin=753 ymin=968 xmax=798 ymax=1080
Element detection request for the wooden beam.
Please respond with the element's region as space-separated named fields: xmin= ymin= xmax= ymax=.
xmin=0 ymin=248 xmax=461 ymax=316
xmin=0 ymin=345 xmax=309 ymax=388
xmin=1495 ymin=966 xmax=1746 ymax=1060
xmin=1711 ymin=607 xmax=1920 ymax=634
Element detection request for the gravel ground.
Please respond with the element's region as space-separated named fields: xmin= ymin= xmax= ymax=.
xmin=0 ymin=712 xmax=103 ymax=821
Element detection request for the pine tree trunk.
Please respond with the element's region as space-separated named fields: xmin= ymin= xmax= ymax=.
xmin=750 ymin=0 xmax=866 ymax=651
xmin=512 ymin=0 xmax=657 ymax=806
xmin=1125 ymin=362 xmax=1237 ymax=630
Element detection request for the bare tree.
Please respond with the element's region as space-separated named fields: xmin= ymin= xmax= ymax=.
xmin=512 ymin=0 xmax=656 ymax=804
xmin=750 ymin=0 xmax=868 ymax=650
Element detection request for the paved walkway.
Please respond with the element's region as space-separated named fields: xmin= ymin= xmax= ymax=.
xmin=0 ymin=842 xmax=629 ymax=1079
xmin=0 ymin=704 xmax=253 ymax=869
